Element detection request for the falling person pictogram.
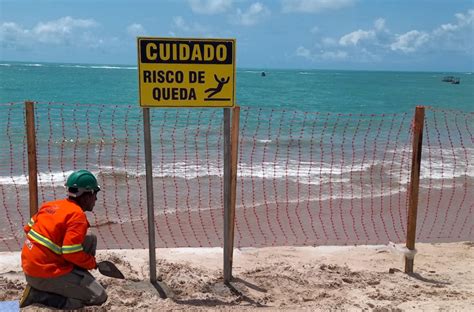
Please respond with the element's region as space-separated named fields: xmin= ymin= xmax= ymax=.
xmin=204 ymin=75 xmax=230 ymax=101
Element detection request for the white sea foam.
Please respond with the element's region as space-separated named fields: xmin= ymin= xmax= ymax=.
xmin=1 ymin=154 xmax=471 ymax=187
xmin=59 ymin=64 xmax=136 ymax=70
xmin=59 ymin=65 xmax=89 ymax=69
xmin=89 ymin=65 xmax=136 ymax=70
xmin=237 ymin=161 xmax=372 ymax=181
xmin=0 ymin=162 xmax=351 ymax=185
xmin=419 ymin=147 xmax=473 ymax=180
xmin=0 ymin=170 xmax=88 ymax=186
xmin=0 ymin=175 xmax=28 ymax=185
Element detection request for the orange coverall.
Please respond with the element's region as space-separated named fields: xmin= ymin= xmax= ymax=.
xmin=21 ymin=199 xmax=97 ymax=278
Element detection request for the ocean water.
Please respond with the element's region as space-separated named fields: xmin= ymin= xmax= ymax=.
xmin=0 ymin=62 xmax=473 ymax=248
xmin=0 ymin=61 xmax=472 ymax=184
xmin=0 ymin=61 xmax=473 ymax=112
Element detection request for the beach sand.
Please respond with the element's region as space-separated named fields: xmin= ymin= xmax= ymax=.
xmin=1 ymin=242 xmax=473 ymax=311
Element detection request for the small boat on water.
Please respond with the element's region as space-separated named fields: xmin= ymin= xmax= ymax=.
xmin=442 ymin=76 xmax=460 ymax=84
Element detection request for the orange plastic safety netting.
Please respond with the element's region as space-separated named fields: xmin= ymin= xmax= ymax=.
xmin=0 ymin=103 xmax=472 ymax=251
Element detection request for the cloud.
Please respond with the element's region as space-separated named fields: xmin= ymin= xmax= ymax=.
xmin=434 ymin=9 xmax=474 ymax=35
xmin=339 ymin=29 xmax=376 ymax=46
xmin=0 ymin=22 xmax=30 ymax=48
xmin=296 ymin=46 xmax=348 ymax=61
xmin=296 ymin=9 xmax=474 ymax=64
xmin=296 ymin=46 xmax=312 ymax=59
xmin=171 ymin=16 xmax=211 ymax=36
xmin=188 ymin=0 xmax=233 ymax=14
xmin=127 ymin=23 xmax=146 ymax=37
xmin=173 ymin=16 xmax=190 ymax=32
xmin=233 ymin=2 xmax=270 ymax=26
xmin=390 ymin=9 xmax=473 ymax=54
xmin=320 ymin=50 xmax=348 ymax=60
xmin=321 ymin=37 xmax=338 ymax=47
xmin=295 ymin=17 xmax=386 ymax=63
xmin=33 ymin=16 xmax=98 ymax=45
xmin=390 ymin=30 xmax=429 ymax=53
xmin=374 ymin=18 xmax=386 ymax=32
xmin=430 ymin=9 xmax=474 ymax=52
xmin=338 ymin=18 xmax=389 ymax=47
xmin=282 ymin=0 xmax=355 ymax=13
xmin=0 ymin=16 xmax=100 ymax=49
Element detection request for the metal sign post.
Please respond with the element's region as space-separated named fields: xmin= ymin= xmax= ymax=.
xmin=223 ymin=108 xmax=232 ymax=282
xmin=142 ymin=107 xmax=156 ymax=283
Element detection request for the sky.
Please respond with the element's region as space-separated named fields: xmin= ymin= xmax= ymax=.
xmin=0 ymin=0 xmax=473 ymax=71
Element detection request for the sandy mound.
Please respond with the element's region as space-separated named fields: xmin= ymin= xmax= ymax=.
xmin=1 ymin=242 xmax=473 ymax=311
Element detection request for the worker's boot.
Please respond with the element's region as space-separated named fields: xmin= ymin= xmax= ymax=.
xmin=19 ymin=284 xmax=68 ymax=309
xmin=19 ymin=284 xmax=33 ymax=308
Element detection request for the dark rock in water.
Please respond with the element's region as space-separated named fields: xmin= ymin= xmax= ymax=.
xmin=261 ymin=71 xmax=266 ymax=77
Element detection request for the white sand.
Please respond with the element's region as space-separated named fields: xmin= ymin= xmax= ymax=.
xmin=1 ymin=242 xmax=473 ymax=311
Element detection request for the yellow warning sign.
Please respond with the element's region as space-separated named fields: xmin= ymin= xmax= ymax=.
xmin=137 ymin=37 xmax=235 ymax=107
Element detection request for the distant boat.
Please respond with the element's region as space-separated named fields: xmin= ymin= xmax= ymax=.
xmin=261 ymin=71 xmax=266 ymax=77
xmin=442 ymin=76 xmax=454 ymax=82
xmin=452 ymin=77 xmax=460 ymax=84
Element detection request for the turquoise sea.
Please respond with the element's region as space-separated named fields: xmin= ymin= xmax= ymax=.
xmin=0 ymin=61 xmax=473 ymax=113
xmin=0 ymin=61 xmax=472 ymax=181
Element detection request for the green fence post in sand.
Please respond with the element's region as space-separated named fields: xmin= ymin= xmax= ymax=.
xmin=405 ymin=105 xmax=425 ymax=273
xmin=25 ymin=101 xmax=38 ymax=217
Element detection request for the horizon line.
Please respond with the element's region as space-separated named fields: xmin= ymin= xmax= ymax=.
xmin=0 ymin=59 xmax=471 ymax=74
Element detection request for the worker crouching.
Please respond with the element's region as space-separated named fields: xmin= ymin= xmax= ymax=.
xmin=20 ymin=169 xmax=107 ymax=309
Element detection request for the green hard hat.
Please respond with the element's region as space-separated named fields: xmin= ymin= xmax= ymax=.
xmin=65 ymin=169 xmax=100 ymax=197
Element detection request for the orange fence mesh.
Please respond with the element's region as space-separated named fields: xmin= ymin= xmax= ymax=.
xmin=0 ymin=103 xmax=472 ymax=251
